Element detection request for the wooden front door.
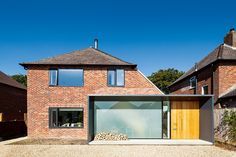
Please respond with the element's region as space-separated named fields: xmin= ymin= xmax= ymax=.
xmin=171 ymin=101 xmax=199 ymax=139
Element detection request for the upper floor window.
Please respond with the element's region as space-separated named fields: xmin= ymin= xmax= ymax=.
xmin=49 ymin=69 xmax=84 ymax=86
xmin=202 ymin=85 xmax=208 ymax=95
xmin=108 ymin=69 xmax=125 ymax=86
xmin=189 ymin=76 xmax=197 ymax=89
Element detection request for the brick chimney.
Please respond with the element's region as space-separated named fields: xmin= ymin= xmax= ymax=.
xmin=224 ymin=28 xmax=236 ymax=47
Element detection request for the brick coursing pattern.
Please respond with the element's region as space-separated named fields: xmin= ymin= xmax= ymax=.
xmin=218 ymin=62 xmax=236 ymax=96
xmin=170 ymin=66 xmax=214 ymax=95
xmin=27 ymin=66 xmax=161 ymax=139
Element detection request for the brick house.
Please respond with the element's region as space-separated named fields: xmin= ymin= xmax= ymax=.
xmin=20 ymin=42 xmax=214 ymax=143
xmin=169 ymin=29 xmax=236 ymax=108
xmin=0 ymin=71 xmax=26 ymax=122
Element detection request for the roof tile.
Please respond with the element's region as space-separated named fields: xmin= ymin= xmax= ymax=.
xmin=0 ymin=71 xmax=26 ymax=89
xmin=170 ymin=44 xmax=236 ymax=86
xmin=20 ymin=48 xmax=136 ymax=67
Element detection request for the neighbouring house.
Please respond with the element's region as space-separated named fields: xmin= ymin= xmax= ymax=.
xmin=169 ymin=29 xmax=236 ymax=108
xmin=0 ymin=71 xmax=26 ymax=121
xmin=0 ymin=71 xmax=27 ymax=140
xmin=20 ymin=40 xmax=214 ymax=144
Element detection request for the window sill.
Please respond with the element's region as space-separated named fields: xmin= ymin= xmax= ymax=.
xmin=108 ymin=85 xmax=125 ymax=87
xmin=49 ymin=85 xmax=84 ymax=87
xmin=49 ymin=127 xmax=84 ymax=129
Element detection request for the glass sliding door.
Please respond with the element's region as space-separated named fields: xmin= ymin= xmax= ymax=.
xmin=94 ymin=101 xmax=163 ymax=139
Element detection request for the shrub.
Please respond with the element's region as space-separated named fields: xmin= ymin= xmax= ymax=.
xmin=222 ymin=110 xmax=236 ymax=142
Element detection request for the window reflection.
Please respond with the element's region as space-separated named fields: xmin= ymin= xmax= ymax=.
xmin=49 ymin=69 xmax=83 ymax=86
xmin=94 ymin=101 xmax=165 ymax=138
xmin=108 ymin=69 xmax=124 ymax=86
xmin=50 ymin=108 xmax=83 ymax=128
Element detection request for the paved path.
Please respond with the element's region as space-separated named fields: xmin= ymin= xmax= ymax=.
xmin=0 ymin=144 xmax=235 ymax=157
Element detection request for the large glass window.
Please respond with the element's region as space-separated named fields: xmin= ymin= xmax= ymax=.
xmin=49 ymin=69 xmax=84 ymax=86
xmin=49 ymin=108 xmax=83 ymax=128
xmin=108 ymin=69 xmax=124 ymax=86
xmin=94 ymin=101 xmax=164 ymax=138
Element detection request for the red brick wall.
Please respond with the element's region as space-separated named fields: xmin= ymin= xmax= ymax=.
xmin=169 ymin=79 xmax=194 ymax=94
xmin=170 ymin=66 xmax=214 ymax=95
xmin=0 ymin=83 xmax=27 ymax=122
xmin=196 ymin=67 xmax=213 ymax=94
xmin=170 ymin=61 xmax=236 ymax=108
xmin=27 ymin=66 xmax=161 ymax=139
xmin=218 ymin=62 xmax=236 ymax=97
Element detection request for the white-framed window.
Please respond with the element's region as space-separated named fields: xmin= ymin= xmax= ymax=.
xmin=189 ymin=76 xmax=197 ymax=89
xmin=201 ymin=85 xmax=208 ymax=95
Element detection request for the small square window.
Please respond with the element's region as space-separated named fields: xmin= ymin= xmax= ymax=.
xmin=202 ymin=85 xmax=208 ymax=95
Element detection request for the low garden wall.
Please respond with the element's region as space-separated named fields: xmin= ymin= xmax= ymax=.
xmin=0 ymin=121 xmax=27 ymax=141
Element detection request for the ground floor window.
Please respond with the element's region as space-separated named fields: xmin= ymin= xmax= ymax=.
xmin=94 ymin=101 xmax=170 ymax=139
xmin=49 ymin=108 xmax=83 ymax=128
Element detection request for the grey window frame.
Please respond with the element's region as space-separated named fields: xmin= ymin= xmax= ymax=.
xmin=49 ymin=68 xmax=84 ymax=87
xmin=49 ymin=107 xmax=84 ymax=129
xmin=49 ymin=69 xmax=58 ymax=86
xmin=107 ymin=69 xmax=125 ymax=87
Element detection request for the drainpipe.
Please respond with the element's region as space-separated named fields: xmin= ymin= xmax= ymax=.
xmin=194 ymin=63 xmax=198 ymax=94
xmin=211 ymin=63 xmax=214 ymax=95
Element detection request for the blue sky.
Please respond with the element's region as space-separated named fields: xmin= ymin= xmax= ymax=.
xmin=0 ymin=0 xmax=235 ymax=76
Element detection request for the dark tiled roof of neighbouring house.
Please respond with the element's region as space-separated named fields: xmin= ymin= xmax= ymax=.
xmin=0 ymin=71 xmax=26 ymax=90
xmin=219 ymin=85 xmax=236 ymax=99
xmin=20 ymin=48 xmax=136 ymax=67
xmin=169 ymin=44 xmax=236 ymax=87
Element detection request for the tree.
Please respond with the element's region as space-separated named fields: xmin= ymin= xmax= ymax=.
xmin=11 ymin=74 xmax=27 ymax=87
xmin=148 ymin=68 xmax=184 ymax=94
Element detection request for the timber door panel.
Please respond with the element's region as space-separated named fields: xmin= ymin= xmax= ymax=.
xmin=0 ymin=113 xmax=2 ymax=122
xmin=171 ymin=101 xmax=199 ymax=139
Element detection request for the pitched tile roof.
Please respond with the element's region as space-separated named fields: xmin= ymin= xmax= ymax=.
xmin=170 ymin=44 xmax=236 ymax=86
xmin=0 ymin=71 xmax=26 ymax=90
xmin=219 ymin=85 xmax=236 ymax=99
xmin=20 ymin=48 xmax=136 ymax=67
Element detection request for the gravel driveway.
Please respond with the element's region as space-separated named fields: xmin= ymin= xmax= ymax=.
xmin=0 ymin=144 xmax=235 ymax=157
